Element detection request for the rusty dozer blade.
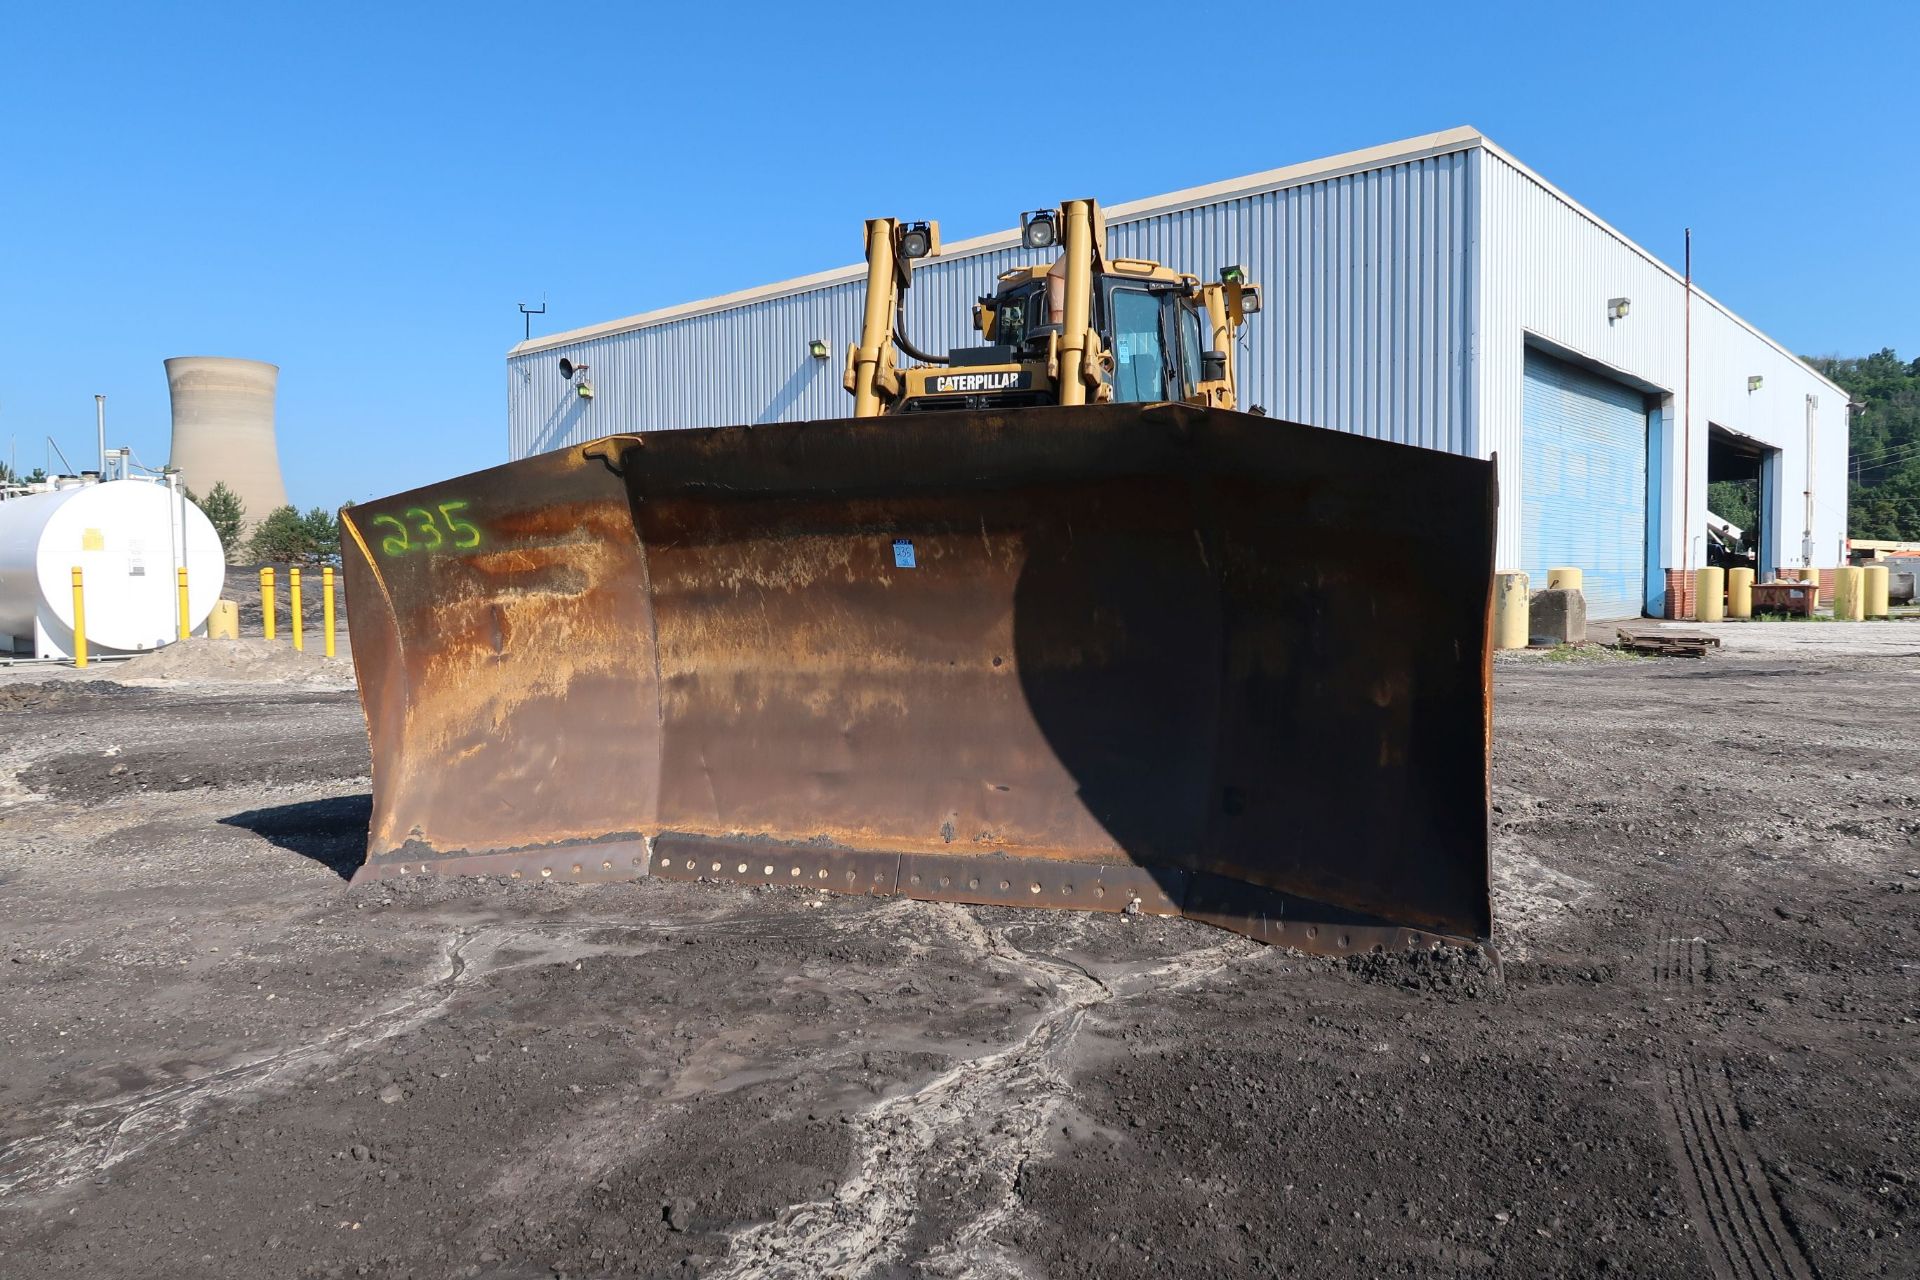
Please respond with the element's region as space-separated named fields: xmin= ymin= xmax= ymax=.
xmin=342 ymin=402 xmax=1495 ymax=956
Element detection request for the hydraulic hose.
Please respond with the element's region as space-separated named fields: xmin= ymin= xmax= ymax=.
xmin=894 ymin=303 xmax=948 ymax=365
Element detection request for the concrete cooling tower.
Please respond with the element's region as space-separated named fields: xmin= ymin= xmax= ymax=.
xmin=165 ymin=357 xmax=288 ymax=532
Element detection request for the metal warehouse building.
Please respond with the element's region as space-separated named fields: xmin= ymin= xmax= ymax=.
xmin=508 ymin=126 xmax=1848 ymax=620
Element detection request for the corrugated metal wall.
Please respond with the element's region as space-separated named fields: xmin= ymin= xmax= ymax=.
xmin=507 ymin=151 xmax=1478 ymax=461
xmin=1477 ymin=149 xmax=1848 ymax=602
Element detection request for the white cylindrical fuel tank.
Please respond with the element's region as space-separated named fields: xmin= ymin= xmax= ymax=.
xmin=0 ymin=479 xmax=226 ymax=657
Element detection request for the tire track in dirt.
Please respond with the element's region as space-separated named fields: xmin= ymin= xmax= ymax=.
xmin=711 ymin=916 xmax=1254 ymax=1280
xmin=0 ymin=918 xmax=702 ymax=1198
xmin=1652 ymin=929 xmax=1709 ymax=988
xmin=1651 ymin=915 xmax=1816 ymax=1280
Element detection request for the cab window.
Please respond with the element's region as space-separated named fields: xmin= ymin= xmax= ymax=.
xmin=1178 ymin=303 xmax=1205 ymax=392
xmin=1109 ymin=288 xmax=1165 ymax=403
xmin=992 ymin=292 xmax=1028 ymax=347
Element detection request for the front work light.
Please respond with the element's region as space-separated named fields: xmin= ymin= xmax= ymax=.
xmin=1020 ymin=209 xmax=1058 ymax=250
xmin=1238 ymin=284 xmax=1263 ymax=315
xmin=898 ymin=221 xmax=940 ymax=259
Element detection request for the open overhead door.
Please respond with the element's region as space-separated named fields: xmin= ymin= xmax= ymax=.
xmin=1522 ymin=349 xmax=1648 ymax=620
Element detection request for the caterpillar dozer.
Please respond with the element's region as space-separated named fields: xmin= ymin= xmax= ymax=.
xmin=340 ymin=199 xmax=1496 ymax=956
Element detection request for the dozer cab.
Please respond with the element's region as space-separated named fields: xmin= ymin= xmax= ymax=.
xmin=340 ymin=198 xmax=1495 ymax=956
xmin=844 ymin=201 xmax=1253 ymax=417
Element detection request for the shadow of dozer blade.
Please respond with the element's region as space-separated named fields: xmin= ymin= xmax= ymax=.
xmin=341 ymin=402 xmax=1495 ymax=956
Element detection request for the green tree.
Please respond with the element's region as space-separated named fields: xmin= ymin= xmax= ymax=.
xmin=247 ymin=505 xmax=308 ymax=563
xmin=194 ymin=482 xmax=247 ymax=561
xmin=296 ymin=506 xmax=339 ymax=562
xmin=248 ymin=503 xmax=342 ymax=564
xmin=1705 ymin=479 xmax=1757 ymax=534
xmin=1806 ymin=348 xmax=1920 ymax=541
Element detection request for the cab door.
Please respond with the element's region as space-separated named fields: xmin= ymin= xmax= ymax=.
xmin=1105 ymin=284 xmax=1205 ymax=403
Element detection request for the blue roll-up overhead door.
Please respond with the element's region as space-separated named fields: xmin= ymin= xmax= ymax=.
xmin=1522 ymin=349 xmax=1648 ymax=619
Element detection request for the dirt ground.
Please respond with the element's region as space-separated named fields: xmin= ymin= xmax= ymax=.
xmin=0 ymin=626 xmax=1914 ymax=1279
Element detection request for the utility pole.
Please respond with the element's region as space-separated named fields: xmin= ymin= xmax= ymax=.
xmin=95 ymin=395 xmax=107 ymax=475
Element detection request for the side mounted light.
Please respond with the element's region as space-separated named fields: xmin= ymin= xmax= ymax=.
xmin=1238 ymin=284 xmax=1263 ymax=315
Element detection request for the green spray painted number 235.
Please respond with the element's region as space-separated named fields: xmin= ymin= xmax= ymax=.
xmin=370 ymin=501 xmax=482 ymax=557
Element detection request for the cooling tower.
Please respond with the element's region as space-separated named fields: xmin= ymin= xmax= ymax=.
xmin=165 ymin=357 xmax=288 ymax=533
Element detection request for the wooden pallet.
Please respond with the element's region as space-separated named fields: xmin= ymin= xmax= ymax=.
xmin=1615 ymin=629 xmax=1722 ymax=658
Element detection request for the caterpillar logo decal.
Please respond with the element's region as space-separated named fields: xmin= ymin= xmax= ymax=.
xmin=930 ymin=370 xmax=1031 ymax=394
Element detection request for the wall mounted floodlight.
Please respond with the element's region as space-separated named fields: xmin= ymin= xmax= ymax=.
xmin=1607 ymin=297 xmax=1631 ymax=320
xmin=1020 ymin=209 xmax=1058 ymax=250
xmin=808 ymin=338 xmax=830 ymax=360
xmin=898 ymin=221 xmax=939 ymax=259
xmin=1748 ymin=375 xmax=1764 ymax=392
xmin=559 ymin=357 xmax=593 ymax=399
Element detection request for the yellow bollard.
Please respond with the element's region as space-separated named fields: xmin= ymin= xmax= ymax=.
xmin=176 ymin=566 xmax=191 ymax=642
xmin=207 ymin=600 xmax=240 ymax=639
xmin=290 ymin=568 xmax=304 ymax=652
xmin=1864 ymin=565 xmax=1890 ymax=619
xmin=1546 ymin=566 xmax=1583 ymax=592
xmin=1833 ymin=566 xmax=1865 ymax=621
xmin=1695 ymin=566 xmax=1726 ymax=622
xmin=1794 ymin=567 xmax=1819 ymax=585
xmin=70 ymin=567 xmax=88 ymax=669
xmin=1727 ymin=567 xmax=1754 ymax=619
xmin=1493 ymin=571 xmax=1530 ymax=650
xmin=322 ymin=566 xmax=336 ymax=659
xmin=261 ymin=567 xmax=276 ymax=640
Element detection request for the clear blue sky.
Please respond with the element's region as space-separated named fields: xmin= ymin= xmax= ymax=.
xmin=3 ymin=1 xmax=1914 ymax=508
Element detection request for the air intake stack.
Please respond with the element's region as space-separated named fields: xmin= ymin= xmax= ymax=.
xmin=165 ymin=357 xmax=288 ymax=534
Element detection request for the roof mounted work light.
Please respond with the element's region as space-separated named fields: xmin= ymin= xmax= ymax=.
xmin=1020 ymin=209 xmax=1058 ymax=250
xmin=898 ymin=221 xmax=939 ymax=259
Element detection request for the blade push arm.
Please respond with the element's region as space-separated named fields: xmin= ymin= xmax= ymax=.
xmin=847 ymin=218 xmax=902 ymax=417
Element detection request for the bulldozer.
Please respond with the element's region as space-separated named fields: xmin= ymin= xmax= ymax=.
xmin=340 ymin=198 xmax=1496 ymax=956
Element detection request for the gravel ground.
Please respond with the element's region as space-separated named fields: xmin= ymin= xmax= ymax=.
xmin=0 ymin=634 xmax=1914 ymax=1279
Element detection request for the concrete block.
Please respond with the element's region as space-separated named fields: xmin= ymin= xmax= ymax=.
xmin=1529 ymin=588 xmax=1586 ymax=645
